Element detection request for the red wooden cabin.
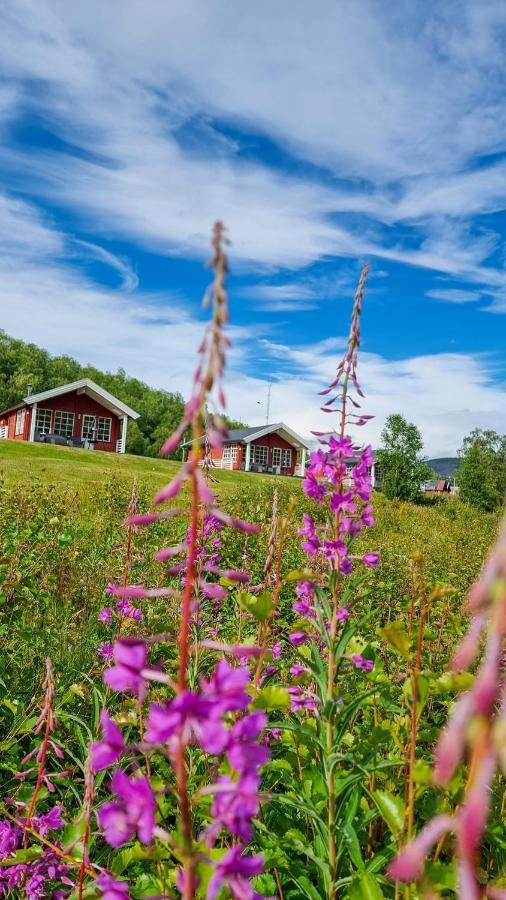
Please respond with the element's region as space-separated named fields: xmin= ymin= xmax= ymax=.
xmin=181 ymin=423 xmax=311 ymax=476
xmin=0 ymin=379 xmax=139 ymax=453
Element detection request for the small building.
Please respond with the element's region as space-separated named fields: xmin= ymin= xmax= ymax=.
xmin=343 ymin=452 xmax=382 ymax=491
xmin=0 ymin=379 xmax=140 ymax=453
xmin=182 ymin=423 xmax=311 ymax=476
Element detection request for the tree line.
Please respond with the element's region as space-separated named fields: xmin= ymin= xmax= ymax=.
xmin=376 ymin=413 xmax=506 ymax=512
xmin=0 ymin=330 xmax=245 ymax=458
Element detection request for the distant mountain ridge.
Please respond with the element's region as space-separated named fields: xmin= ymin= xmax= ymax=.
xmin=427 ymin=457 xmax=460 ymax=479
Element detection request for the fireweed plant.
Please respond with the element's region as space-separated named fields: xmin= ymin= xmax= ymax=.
xmin=389 ymin=513 xmax=506 ymax=898
xmin=90 ymin=223 xmax=269 ymax=899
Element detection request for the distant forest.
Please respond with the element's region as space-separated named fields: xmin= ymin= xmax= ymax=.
xmin=0 ymin=330 xmax=246 ymax=457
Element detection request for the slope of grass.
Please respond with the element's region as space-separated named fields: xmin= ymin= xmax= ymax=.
xmin=0 ymin=438 xmax=299 ymax=493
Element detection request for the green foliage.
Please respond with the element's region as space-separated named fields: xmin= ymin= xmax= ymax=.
xmin=0 ymin=462 xmax=501 ymax=897
xmin=458 ymin=428 xmax=506 ymax=511
xmin=376 ymin=414 xmax=434 ymax=502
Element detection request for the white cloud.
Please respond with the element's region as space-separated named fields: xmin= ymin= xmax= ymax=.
xmin=0 ymin=0 xmax=505 ymax=286
xmin=426 ymin=288 xmax=483 ymax=304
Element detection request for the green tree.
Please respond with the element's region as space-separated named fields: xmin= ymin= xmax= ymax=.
xmin=376 ymin=414 xmax=433 ymax=501
xmin=458 ymin=429 xmax=506 ymax=512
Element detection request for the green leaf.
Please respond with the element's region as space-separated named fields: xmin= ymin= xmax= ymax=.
xmin=236 ymin=590 xmax=274 ymax=622
xmin=285 ymin=569 xmax=318 ymax=582
xmin=372 ymin=790 xmax=405 ymax=838
xmin=347 ymin=874 xmax=385 ymax=899
xmin=379 ymin=621 xmax=410 ymax=658
xmin=253 ymin=685 xmax=289 ymax=709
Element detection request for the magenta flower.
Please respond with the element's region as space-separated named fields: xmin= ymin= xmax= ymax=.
xmin=271 ymin=642 xmax=282 ymax=660
xmin=96 ymin=874 xmax=130 ymax=899
xmin=329 ymin=491 xmax=356 ymax=514
xmin=90 ymin=710 xmax=125 ymax=772
xmin=98 ymin=771 xmax=155 ymax=848
xmin=103 ymin=639 xmax=148 ymax=700
xmin=200 ymin=660 xmax=251 ymax=713
xmin=207 ymin=845 xmax=264 ymax=900
xmin=336 ymin=606 xmax=349 ymax=623
xmin=32 ymin=806 xmax=64 ymax=837
xmin=145 ymin=692 xmax=228 ymax=754
xmin=0 ymin=819 xmax=22 ymax=859
xmin=302 ymin=473 xmax=327 ymax=505
xmin=361 ymin=552 xmax=380 ymax=568
xmin=290 ymin=664 xmax=308 ymax=677
xmin=226 ymin=712 xmax=270 ymax=774
xmin=98 ymin=607 xmax=114 ymax=624
xmin=202 ymin=582 xmax=228 ymax=601
xmin=209 ymin=773 xmax=261 ymax=844
xmin=351 ymin=654 xmax=374 ymax=671
xmin=289 ymin=631 xmax=310 ymax=647
xmin=98 ymin=642 xmax=114 ymax=662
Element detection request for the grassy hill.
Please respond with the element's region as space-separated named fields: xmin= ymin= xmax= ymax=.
xmin=0 ymin=438 xmax=298 ymax=495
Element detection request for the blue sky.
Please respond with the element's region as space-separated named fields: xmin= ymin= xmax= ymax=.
xmin=0 ymin=1 xmax=505 ymax=455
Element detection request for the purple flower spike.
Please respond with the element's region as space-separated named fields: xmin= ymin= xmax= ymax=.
xmin=98 ymin=641 xmax=114 ymax=662
xmin=103 ymin=639 xmax=148 ymax=700
xmin=96 ymin=873 xmax=130 ymax=899
xmin=90 ymin=710 xmax=125 ymax=772
xmin=98 ymin=771 xmax=155 ymax=848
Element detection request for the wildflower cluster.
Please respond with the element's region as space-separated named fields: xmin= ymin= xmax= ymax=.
xmin=0 ymin=810 xmax=71 ymax=898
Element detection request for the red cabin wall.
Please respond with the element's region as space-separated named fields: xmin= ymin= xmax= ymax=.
xmin=250 ymin=433 xmax=297 ymax=475
xmin=10 ymin=392 xmax=122 ymax=452
xmin=209 ymin=443 xmax=244 ymax=470
xmin=3 ymin=406 xmax=31 ymax=441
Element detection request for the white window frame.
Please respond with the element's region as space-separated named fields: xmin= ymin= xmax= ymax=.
xmin=272 ymin=447 xmax=281 ymax=467
xmin=53 ymin=411 xmax=74 ymax=438
xmin=254 ymin=445 xmax=268 ymax=466
xmin=282 ymin=448 xmax=292 ymax=468
xmin=35 ymin=408 xmax=52 ymax=435
xmin=222 ymin=443 xmax=238 ymax=463
xmin=15 ymin=409 xmax=26 ymax=436
xmin=82 ymin=414 xmax=96 ymax=440
xmin=97 ymin=416 xmax=112 ymax=442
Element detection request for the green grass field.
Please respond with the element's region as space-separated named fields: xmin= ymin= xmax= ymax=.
xmin=0 ymin=439 xmax=299 ymax=494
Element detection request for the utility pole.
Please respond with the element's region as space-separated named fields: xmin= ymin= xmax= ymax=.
xmin=265 ymin=382 xmax=271 ymax=425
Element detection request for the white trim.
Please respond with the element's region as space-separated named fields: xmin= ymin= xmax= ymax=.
xmin=29 ymin=402 xmax=37 ymax=441
xmin=120 ymin=416 xmax=128 ymax=453
xmin=23 ymin=378 xmax=140 ymax=420
xmin=242 ymin=421 xmax=310 ymax=449
xmin=245 ymin=442 xmax=251 ymax=471
xmin=15 ymin=408 xmax=26 ymax=436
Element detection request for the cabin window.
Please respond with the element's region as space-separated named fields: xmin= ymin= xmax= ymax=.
xmin=82 ymin=415 xmax=96 ymax=440
xmin=254 ymin=445 xmax=268 ymax=465
xmin=15 ymin=409 xmax=26 ymax=435
xmin=97 ymin=417 xmax=112 ymax=442
xmin=222 ymin=444 xmax=238 ymax=462
xmin=35 ymin=408 xmax=52 ymax=435
xmin=53 ymin=411 xmax=74 ymax=438
xmin=272 ymin=447 xmax=281 ymax=467
xmin=282 ymin=448 xmax=292 ymax=468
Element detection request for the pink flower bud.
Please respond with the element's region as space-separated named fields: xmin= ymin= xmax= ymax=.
xmin=434 ymin=693 xmax=473 ymax=786
xmin=387 ymin=815 xmax=453 ymax=882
